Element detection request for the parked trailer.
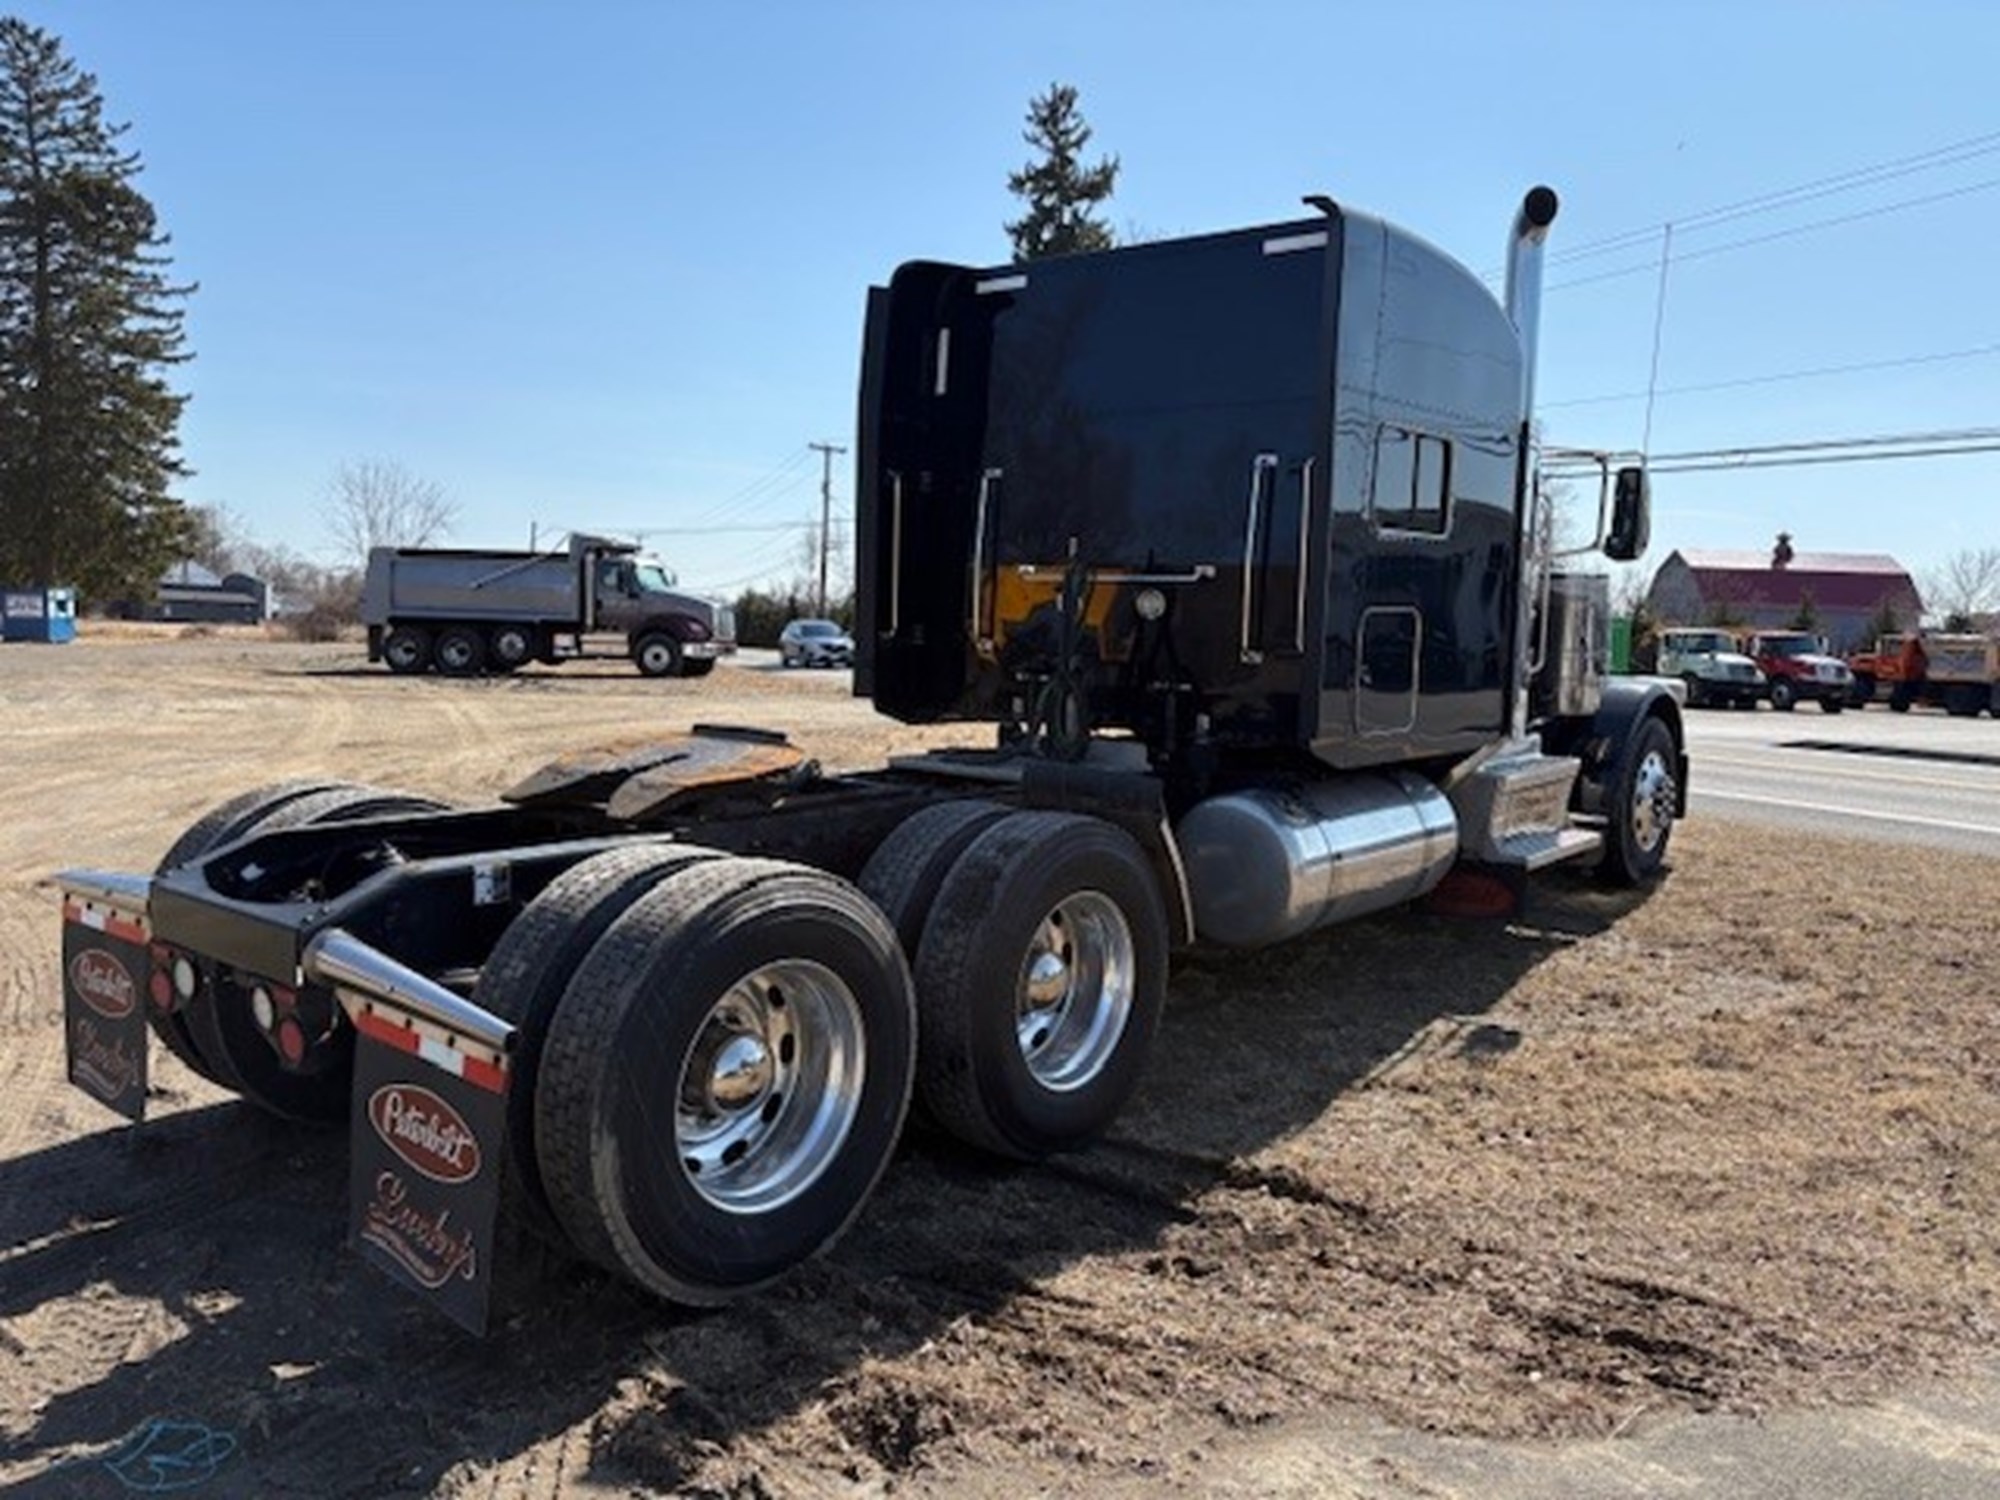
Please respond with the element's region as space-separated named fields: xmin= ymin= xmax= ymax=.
xmin=360 ymin=533 xmax=736 ymax=678
xmin=59 ymin=187 xmax=1686 ymax=1332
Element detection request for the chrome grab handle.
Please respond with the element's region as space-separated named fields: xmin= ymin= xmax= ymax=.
xmin=887 ymin=470 xmax=904 ymax=634
xmin=1013 ymin=564 xmax=1217 ymax=584
xmin=971 ymin=466 xmax=1001 ymax=649
xmin=1527 ymin=477 xmax=1556 ymax=676
xmin=1294 ymin=456 xmax=1316 ymax=652
xmin=1239 ymin=453 xmax=1278 ymax=663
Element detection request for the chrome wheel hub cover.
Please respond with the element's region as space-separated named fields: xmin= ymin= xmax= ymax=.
xmin=1014 ymin=891 xmax=1135 ymax=1092
xmin=674 ymin=959 xmax=865 ymax=1214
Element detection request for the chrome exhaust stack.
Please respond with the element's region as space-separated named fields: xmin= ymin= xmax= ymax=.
xmin=1505 ymin=186 xmax=1559 ymax=741
xmin=1504 ymin=186 xmax=1559 ymax=419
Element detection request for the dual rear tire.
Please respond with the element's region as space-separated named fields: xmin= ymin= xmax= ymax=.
xmin=481 ymin=806 xmax=1171 ymax=1302
xmin=483 ymin=852 xmax=916 ymax=1302
xmin=862 ymin=806 xmax=1171 ymax=1161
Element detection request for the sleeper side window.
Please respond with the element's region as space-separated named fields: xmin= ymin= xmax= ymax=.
xmin=1371 ymin=425 xmax=1451 ymax=536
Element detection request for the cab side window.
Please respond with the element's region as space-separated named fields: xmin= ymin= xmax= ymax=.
xmin=1372 ymin=425 xmax=1451 ymax=536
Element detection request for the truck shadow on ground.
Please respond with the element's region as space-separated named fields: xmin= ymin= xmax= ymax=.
xmin=1 ymin=871 xmax=1649 ymax=1497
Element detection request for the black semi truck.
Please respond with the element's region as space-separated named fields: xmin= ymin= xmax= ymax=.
xmin=58 ymin=187 xmax=1684 ymax=1331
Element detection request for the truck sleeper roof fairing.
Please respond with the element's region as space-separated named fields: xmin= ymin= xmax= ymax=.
xmin=855 ymin=200 xmax=1531 ymax=774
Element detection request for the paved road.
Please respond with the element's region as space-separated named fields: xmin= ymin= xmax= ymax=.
xmin=1170 ymin=1362 xmax=2000 ymax=1499
xmin=1682 ymin=702 xmax=2000 ymax=856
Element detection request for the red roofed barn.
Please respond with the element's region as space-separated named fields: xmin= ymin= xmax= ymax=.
xmin=1646 ymin=534 xmax=1923 ymax=651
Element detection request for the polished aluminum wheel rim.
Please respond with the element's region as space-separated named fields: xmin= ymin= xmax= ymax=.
xmin=1631 ymin=749 xmax=1676 ymax=854
xmin=674 ymin=959 xmax=864 ymax=1214
xmin=1015 ymin=891 xmax=1134 ymax=1092
xmin=640 ymin=641 xmax=675 ymax=674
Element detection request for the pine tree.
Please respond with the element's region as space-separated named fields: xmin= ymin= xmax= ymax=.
xmin=0 ymin=18 xmax=192 ymax=602
xmin=1004 ymin=83 xmax=1119 ymax=263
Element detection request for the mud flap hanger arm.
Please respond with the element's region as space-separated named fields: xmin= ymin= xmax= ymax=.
xmin=57 ymin=868 xmax=153 ymax=920
xmin=305 ymin=928 xmax=517 ymax=1057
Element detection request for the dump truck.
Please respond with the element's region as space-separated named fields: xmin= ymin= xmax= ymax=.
xmin=57 ymin=186 xmax=1685 ymax=1333
xmin=360 ymin=534 xmax=736 ymax=678
xmin=1907 ymin=633 xmax=2000 ymax=717
xmin=1847 ymin=632 xmax=1999 ymax=715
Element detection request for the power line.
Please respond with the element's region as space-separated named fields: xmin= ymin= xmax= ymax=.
xmin=682 ymin=447 xmax=815 ymax=527
xmin=1544 ymin=427 xmax=2000 ymax=478
xmin=1486 ymin=127 xmax=2000 ymax=279
xmin=1543 ymin=339 xmax=2000 ymax=410
xmin=629 ymin=514 xmax=852 ymax=537
xmin=1640 ymin=442 xmax=2000 ymax=473
xmin=1546 ymin=175 xmax=2000 ymax=293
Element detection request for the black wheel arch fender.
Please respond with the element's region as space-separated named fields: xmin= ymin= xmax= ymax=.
xmin=1542 ymin=678 xmax=1689 ymax=820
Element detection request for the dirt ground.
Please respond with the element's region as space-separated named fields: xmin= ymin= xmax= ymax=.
xmin=1 ymin=632 xmax=1996 ymax=1497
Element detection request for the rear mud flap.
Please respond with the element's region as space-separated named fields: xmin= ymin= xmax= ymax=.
xmin=61 ymin=894 xmax=152 ymax=1121
xmin=345 ymin=1000 xmax=512 ymax=1334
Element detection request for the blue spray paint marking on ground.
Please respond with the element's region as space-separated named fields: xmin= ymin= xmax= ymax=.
xmin=91 ymin=1419 xmax=238 ymax=1493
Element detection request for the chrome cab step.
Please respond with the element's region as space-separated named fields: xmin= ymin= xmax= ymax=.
xmin=1446 ymin=737 xmax=1598 ymax=870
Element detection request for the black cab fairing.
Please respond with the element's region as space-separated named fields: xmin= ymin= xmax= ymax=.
xmin=856 ymin=203 xmax=1527 ymax=776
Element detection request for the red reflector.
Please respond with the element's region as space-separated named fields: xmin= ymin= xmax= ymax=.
xmin=276 ymin=1019 xmax=307 ymax=1065
xmin=149 ymin=971 xmax=173 ymax=1010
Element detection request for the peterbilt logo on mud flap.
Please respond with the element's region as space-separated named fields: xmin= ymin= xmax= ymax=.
xmin=350 ymin=1033 xmax=507 ymax=1333
xmin=68 ymin=947 xmax=137 ymax=1019
xmin=367 ymin=1084 xmax=482 ymax=1184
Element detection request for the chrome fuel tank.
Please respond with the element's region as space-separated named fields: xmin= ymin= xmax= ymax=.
xmin=1177 ymin=772 xmax=1458 ymax=948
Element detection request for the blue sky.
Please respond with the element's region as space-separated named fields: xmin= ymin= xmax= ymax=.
xmin=17 ymin=1 xmax=1999 ymax=598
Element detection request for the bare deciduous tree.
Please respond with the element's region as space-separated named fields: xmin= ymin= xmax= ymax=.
xmin=324 ymin=459 xmax=457 ymax=565
xmin=1610 ymin=563 xmax=1655 ymax=617
xmin=183 ymin=504 xmax=241 ymax=576
xmin=1922 ymin=546 xmax=2000 ymax=629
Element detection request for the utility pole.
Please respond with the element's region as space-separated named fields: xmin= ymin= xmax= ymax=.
xmin=808 ymin=440 xmax=846 ymax=616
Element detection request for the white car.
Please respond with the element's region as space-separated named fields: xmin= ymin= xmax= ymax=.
xmin=778 ymin=618 xmax=854 ymax=668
